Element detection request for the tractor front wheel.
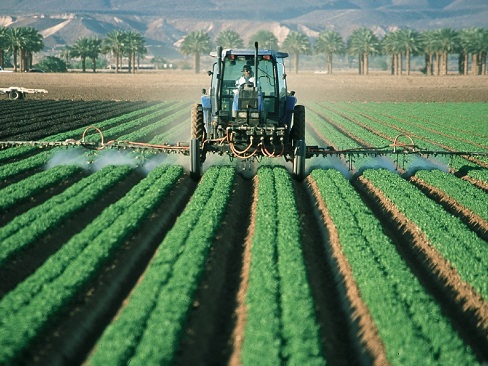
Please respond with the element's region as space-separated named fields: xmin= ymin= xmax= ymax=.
xmin=190 ymin=138 xmax=202 ymax=180
xmin=293 ymin=139 xmax=306 ymax=181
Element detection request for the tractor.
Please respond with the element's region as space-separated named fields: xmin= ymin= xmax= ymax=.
xmin=189 ymin=43 xmax=306 ymax=180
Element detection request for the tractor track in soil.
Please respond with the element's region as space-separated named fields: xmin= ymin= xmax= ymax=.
xmin=13 ymin=175 xmax=197 ymax=366
xmin=353 ymin=175 xmax=488 ymax=362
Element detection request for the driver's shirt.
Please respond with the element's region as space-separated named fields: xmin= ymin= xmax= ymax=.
xmin=236 ymin=76 xmax=255 ymax=86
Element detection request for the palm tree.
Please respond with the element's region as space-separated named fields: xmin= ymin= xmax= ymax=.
xmin=347 ymin=28 xmax=380 ymax=75
xmin=437 ymin=28 xmax=459 ymax=75
xmin=281 ymin=31 xmax=312 ymax=74
xmin=70 ymin=37 xmax=91 ymax=72
xmin=102 ymin=30 xmax=125 ymax=73
xmin=87 ymin=37 xmax=102 ymax=72
xmin=180 ymin=30 xmax=212 ymax=74
xmin=0 ymin=27 xmax=9 ymax=68
xmin=122 ymin=31 xmax=146 ymax=73
xmin=382 ymin=29 xmax=420 ymax=76
xmin=467 ymin=28 xmax=488 ymax=75
xmin=398 ymin=29 xmax=420 ymax=75
xmin=457 ymin=28 xmax=477 ymax=75
xmin=419 ymin=30 xmax=441 ymax=75
xmin=381 ymin=31 xmax=402 ymax=75
xmin=248 ymin=30 xmax=278 ymax=50
xmin=314 ymin=30 xmax=344 ymax=74
xmin=5 ymin=27 xmax=44 ymax=72
xmin=22 ymin=27 xmax=43 ymax=71
xmin=216 ymin=30 xmax=244 ymax=48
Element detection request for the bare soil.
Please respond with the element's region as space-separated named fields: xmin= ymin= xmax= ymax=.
xmin=2 ymin=70 xmax=488 ymax=102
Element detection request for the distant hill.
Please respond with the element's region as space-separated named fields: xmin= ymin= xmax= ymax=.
xmin=0 ymin=0 xmax=486 ymax=60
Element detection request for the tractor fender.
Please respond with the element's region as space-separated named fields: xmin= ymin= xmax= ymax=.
xmin=283 ymin=95 xmax=297 ymax=127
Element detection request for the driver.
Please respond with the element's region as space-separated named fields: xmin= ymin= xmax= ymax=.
xmin=236 ymin=65 xmax=255 ymax=87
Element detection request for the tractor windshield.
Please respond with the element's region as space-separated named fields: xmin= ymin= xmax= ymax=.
xmin=220 ymin=56 xmax=278 ymax=115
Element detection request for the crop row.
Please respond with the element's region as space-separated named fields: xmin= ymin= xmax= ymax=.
xmin=0 ymin=164 xmax=183 ymax=364
xmin=0 ymin=100 xmax=156 ymax=140
xmin=413 ymin=169 xmax=487 ymax=221
xmin=0 ymin=165 xmax=132 ymax=266
xmin=0 ymin=165 xmax=82 ymax=212
xmin=343 ymin=102 xmax=488 ymax=142
xmin=242 ymin=166 xmax=324 ymax=365
xmin=310 ymin=168 xmax=478 ymax=364
xmin=87 ymin=165 xmax=234 ymax=365
xmin=362 ymin=168 xmax=488 ymax=300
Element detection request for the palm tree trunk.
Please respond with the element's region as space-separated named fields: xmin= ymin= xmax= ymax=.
xmin=471 ymin=53 xmax=478 ymax=75
xmin=406 ymin=50 xmax=410 ymax=76
xmin=294 ymin=53 xmax=299 ymax=74
xmin=364 ymin=53 xmax=368 ymax=75
xmin=326 ymin=54 xmax=333 ymax=74
xmin=20 ymin=48 xmax=25 ymax=72
xmin=443 ymin=52 xmax=448 ymax=75
xmin=194 ymin=53 xmax=200 ymax=74
xmin=398 ymin=53 xmax=403 ymax=76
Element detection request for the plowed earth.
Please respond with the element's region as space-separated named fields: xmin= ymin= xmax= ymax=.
xmin=0 ymin=72 xmax=487 ymax=365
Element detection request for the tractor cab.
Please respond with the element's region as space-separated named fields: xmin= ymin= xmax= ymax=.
xmin=202 ymin=45 xmax=296 ymax=136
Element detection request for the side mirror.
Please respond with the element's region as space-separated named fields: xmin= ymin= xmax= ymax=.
xmin=207 ymin=70 xmax=213 ymax=76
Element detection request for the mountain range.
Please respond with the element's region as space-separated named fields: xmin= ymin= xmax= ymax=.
xmin=0 ymin=0 xmax=486 ymax=59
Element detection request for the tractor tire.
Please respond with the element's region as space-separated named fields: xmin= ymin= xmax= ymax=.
xmin=191 ymin=103 xmax=205 ymax=142
xmin=290 ymin=104 xmax=305 ymax=142
xmin=8 ymin=91 xmax=21 ymax=100
xmin=293 ymin=139 xmax=306 ymax=181
xmin=190 ymin=138 xmax=202 ymax=181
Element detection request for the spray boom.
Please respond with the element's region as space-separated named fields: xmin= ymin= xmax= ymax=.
xmin=0 ymin=127 xmax=486 ymax=172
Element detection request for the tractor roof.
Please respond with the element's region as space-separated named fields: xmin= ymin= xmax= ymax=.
xmin=210 ymin=48 xmax=289 ymax=60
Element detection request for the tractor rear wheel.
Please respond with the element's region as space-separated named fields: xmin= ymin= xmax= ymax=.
xmin=293 ymin=139 xmax=306 ymax=181
xmin=290 ymin=104 xmax=305 ymax=142
xmin=191 ymin=103 xmax=205 ymax=142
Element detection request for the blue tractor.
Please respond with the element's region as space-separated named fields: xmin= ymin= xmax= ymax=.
xmin=190 ymin=43 xmax=306 ymax=180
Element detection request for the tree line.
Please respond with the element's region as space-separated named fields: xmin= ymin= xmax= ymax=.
xmin=1 ymin=25 xmax=487 ymax=75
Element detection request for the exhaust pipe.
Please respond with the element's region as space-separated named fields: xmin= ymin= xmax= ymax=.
xmin=254 ymin=42 xmax=258 ymax=88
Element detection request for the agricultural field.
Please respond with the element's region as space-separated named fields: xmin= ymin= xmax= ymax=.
xmin=0 ymin=73 xmax=487 ymax=365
